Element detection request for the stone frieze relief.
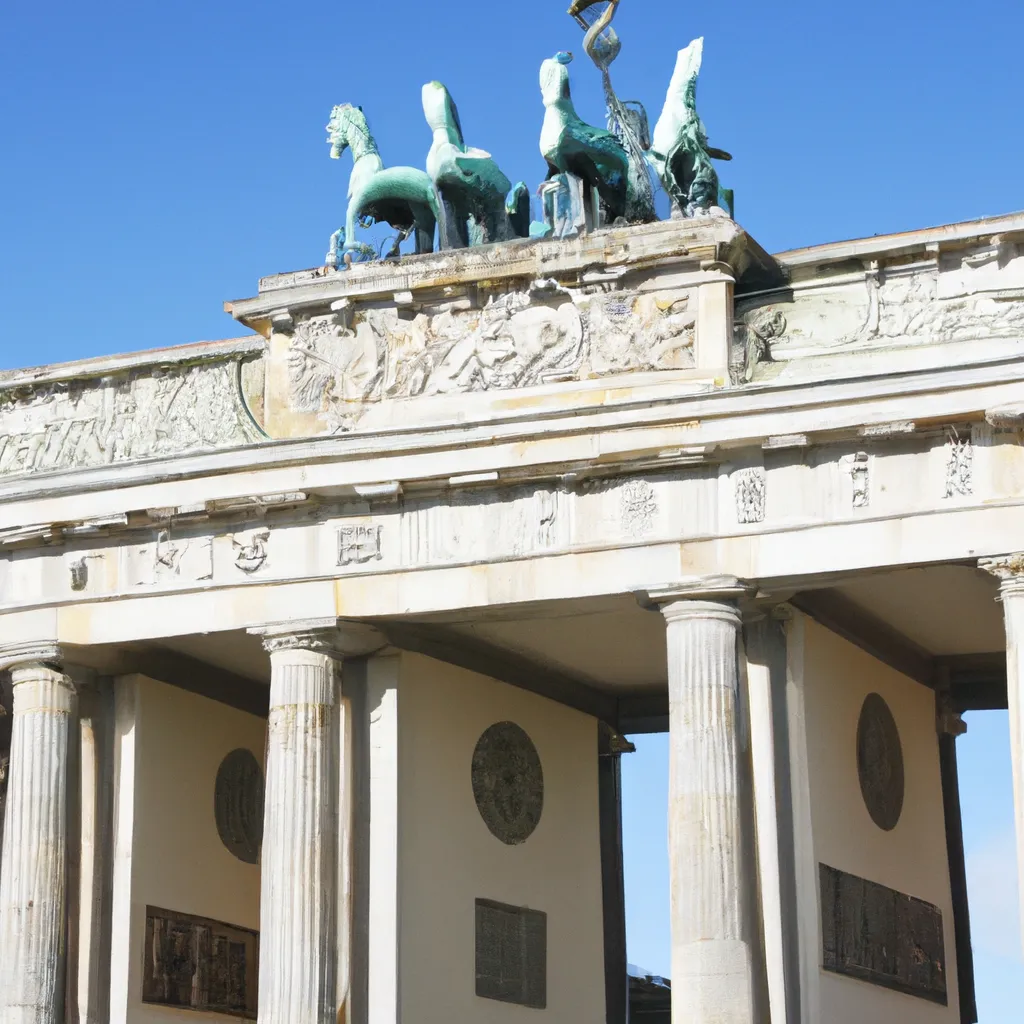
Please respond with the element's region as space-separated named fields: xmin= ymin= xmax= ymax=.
xmin=9 ymin=430 xmax=1001 ymax=610
xmin=0 ymin=360 xmax=263 ymax=478
xmin=735 ymin=246 xmax=1024 ymax=370
xmin=285 ymin=285 xmax=695 ymax=431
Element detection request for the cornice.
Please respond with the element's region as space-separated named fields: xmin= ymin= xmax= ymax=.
xmin=0 ymin=640 xmax=64 ymax=673
xmin=1 ymin=351 xmax=1022 ymax=515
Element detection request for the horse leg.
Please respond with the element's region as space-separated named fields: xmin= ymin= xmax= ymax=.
xmin=412 ymin=204 xmax=436 ymax=254
xmin=437 ymin=193 xmax=469 ymax=250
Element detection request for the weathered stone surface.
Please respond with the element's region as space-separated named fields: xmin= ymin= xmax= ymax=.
xmin=0 ymin=656 xmax=75 ymax=1024
xmin=283 ymin=285 xmax=694 ymax=431
xmin=657 ymin=588 xmax=755 ymax=1024
xmin=735 ymin=227 xmax=1024 ymax=380
xmin=257 ymin=636 xmax=340 ymax=1024
xmin=0 ymin=340 xmax=264 ymax=478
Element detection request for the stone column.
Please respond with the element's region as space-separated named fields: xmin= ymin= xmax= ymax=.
xmin=647 ymin=578 xmax=756 ymax=1024
xmin=0 ymin=642 xmax=76 ymax=1024
xmin=256 ymin=627 xmax=341 ymax=1024
xmin=980 ymin=555 xmax=1024 ymax=954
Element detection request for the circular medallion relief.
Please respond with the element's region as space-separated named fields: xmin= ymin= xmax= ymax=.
xmin=471 ymin=722 xmax=544 ymax=845
xmin=856 ymin=693 xmax=904 ymax=832
xmin=214 ymin=748 xmax=265 ymax=864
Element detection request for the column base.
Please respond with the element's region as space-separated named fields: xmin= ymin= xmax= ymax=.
xmin=672 ymin=939 xmax=754 ymax=1023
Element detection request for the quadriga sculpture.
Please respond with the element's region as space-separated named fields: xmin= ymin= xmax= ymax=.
xmin=648 ymin=38 xmax=733 ymax=217
xmin=568 ymin=0 xmax=656 ymax=223
xmin=422 ymin=82 xmax=530 ymax=249
xmin=325 ymin=103 xmax=439 ymax=266
xmin=539 ymin=52 xmax=630 ymax=224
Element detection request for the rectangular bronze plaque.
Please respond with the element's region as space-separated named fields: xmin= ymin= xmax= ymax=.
xmin=820 ymin=864 xmax=947 ymax=1004
xmin=475 ymin=898 xmax=546 ymax=1009
xmin=143 ymin=906 xmax=258 ymax=1019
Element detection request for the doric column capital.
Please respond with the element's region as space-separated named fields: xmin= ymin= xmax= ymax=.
xmin=980 ymin=554 xmax=1024 ymax=596
xmin=249 ymin=618 xmax=386 ymax=658
xmin=640 ymin=575 xmax=755 ymax=623
xmin=0 ymin=640 xmax=64 ymax=674
xmin=0 ymin=642 xmax=75 ymax=712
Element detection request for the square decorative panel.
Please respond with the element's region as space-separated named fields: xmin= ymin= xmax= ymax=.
xmin=143 ymin=906 xmax=258 ymax=1018
xmin=820 ymin=864 xmax=946 ymax=1004
xmin=475 ymin=898 xmax=547 ymax=1009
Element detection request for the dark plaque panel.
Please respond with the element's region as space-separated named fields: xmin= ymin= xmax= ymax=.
xmin=214 ymin=748 xmax=265 ymax=864
xmin=143 ymin=906 xmax=259 ymax=1018
xmin=475 ymin=898 xmax=547 ymax=1009
xmin=820 ymin=864 xmax=947 ymax=1004
xmin=471 ymin=721 xmax=544 ymax=845
xmin=856 ymin=692 xmax=905 ymax=831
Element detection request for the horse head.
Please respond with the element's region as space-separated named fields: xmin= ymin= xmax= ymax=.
xmin=326 ymin=103 xmax=367 ymax=160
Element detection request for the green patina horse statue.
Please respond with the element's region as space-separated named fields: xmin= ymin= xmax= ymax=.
xmin=539 ymin=52 xmax=631 ymax=224
xmin=325 ymin=103 xmax=439 ymax=266
xmin=648 ymin=38 xmax=733 ymax=217
xmin=422 ymin=82 xmax=529 ymax=249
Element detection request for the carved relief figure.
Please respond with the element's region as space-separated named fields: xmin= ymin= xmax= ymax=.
xmin=737 ymin=261 xmax=1024 ymax=360
xmin=944 ymin=435 xmax=973 ymax=497
xmin=0 ymin=360 xmax=261 ymax=478
xmin=620 ymin=479 xmax=657 ymax=537
xmin=281 ymin=278 xmax=697 ymax=431
xmin=232 ymin=529 xmax=269 ymax=573
xmin=735 ymin=467 xmax=766 ymax=524
xmin=419 ymin=292 xmax=585 ymax=394
xmin=586 ymin=292 xmax=695 ymax=374
xmin=287 ymin=314 xmax=380 ymax=430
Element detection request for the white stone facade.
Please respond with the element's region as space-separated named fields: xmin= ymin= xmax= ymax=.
xmin=0 ymin=212 xmax=1022 ymax=1023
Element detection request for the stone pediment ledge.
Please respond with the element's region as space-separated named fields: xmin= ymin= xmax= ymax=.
xmin=0 ymin=337 xmax=265 ymax=391
xmin=226 ymin=217 xmax=782 ymax=331
xmin=0 ymin=337 xmax=267 ymax=480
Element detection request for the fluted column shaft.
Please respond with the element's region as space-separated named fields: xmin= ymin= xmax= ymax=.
xmin=259 ymin=640 xmax=339 ymax=1024
xmin=0 ymin=659 xmax=75 ymax=1024
xmin=980 ymin=556 xmax=1024 ymax=955
xmin=660 ymin=596 xmax=754 ymax=1024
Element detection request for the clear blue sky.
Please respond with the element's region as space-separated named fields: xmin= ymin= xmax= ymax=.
xmin=3 ymin=1 xmax=1023 ymax=1018
xmin=2 ymin=0 xmax=1023 ymax=369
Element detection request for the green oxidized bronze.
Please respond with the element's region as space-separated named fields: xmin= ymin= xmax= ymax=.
xmin=321 ymin=4 xmax=735 ymax=267
xmin=568 ymin=0 xmax=656 ymax=223
xmin=648 ymin=38 xmax=733 ymax=217
xmin=422 ymin=82 xmax=529 ymax=249
xmin=325 ymin=104 xmax=439 ymax=265
xmin=539 ymin=52 xmax=631 ymax=224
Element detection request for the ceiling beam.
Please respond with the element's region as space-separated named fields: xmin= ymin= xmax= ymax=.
xmin=617 ymin=694 xmax=669 ymax=735
xmin=938 ymin=653 xmax=1007 ymax=712
xmin=377 ymin=621 xmax=619 ymax=726
xmin=790 ymin=592 xmax=1008 ymax=711
xmin=62 ymin=642 xmax=270 ymax=718
xmin=790 ymin=590 xmax=934 ymax=687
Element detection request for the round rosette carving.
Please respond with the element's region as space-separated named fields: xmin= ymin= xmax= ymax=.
xmin=471 ymin=721 xmax=544 ymax=845
xmin=856 ymin=693 xmax=905 ymax=832
xmin=214 ymin=748 xmax=265 ymax=864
